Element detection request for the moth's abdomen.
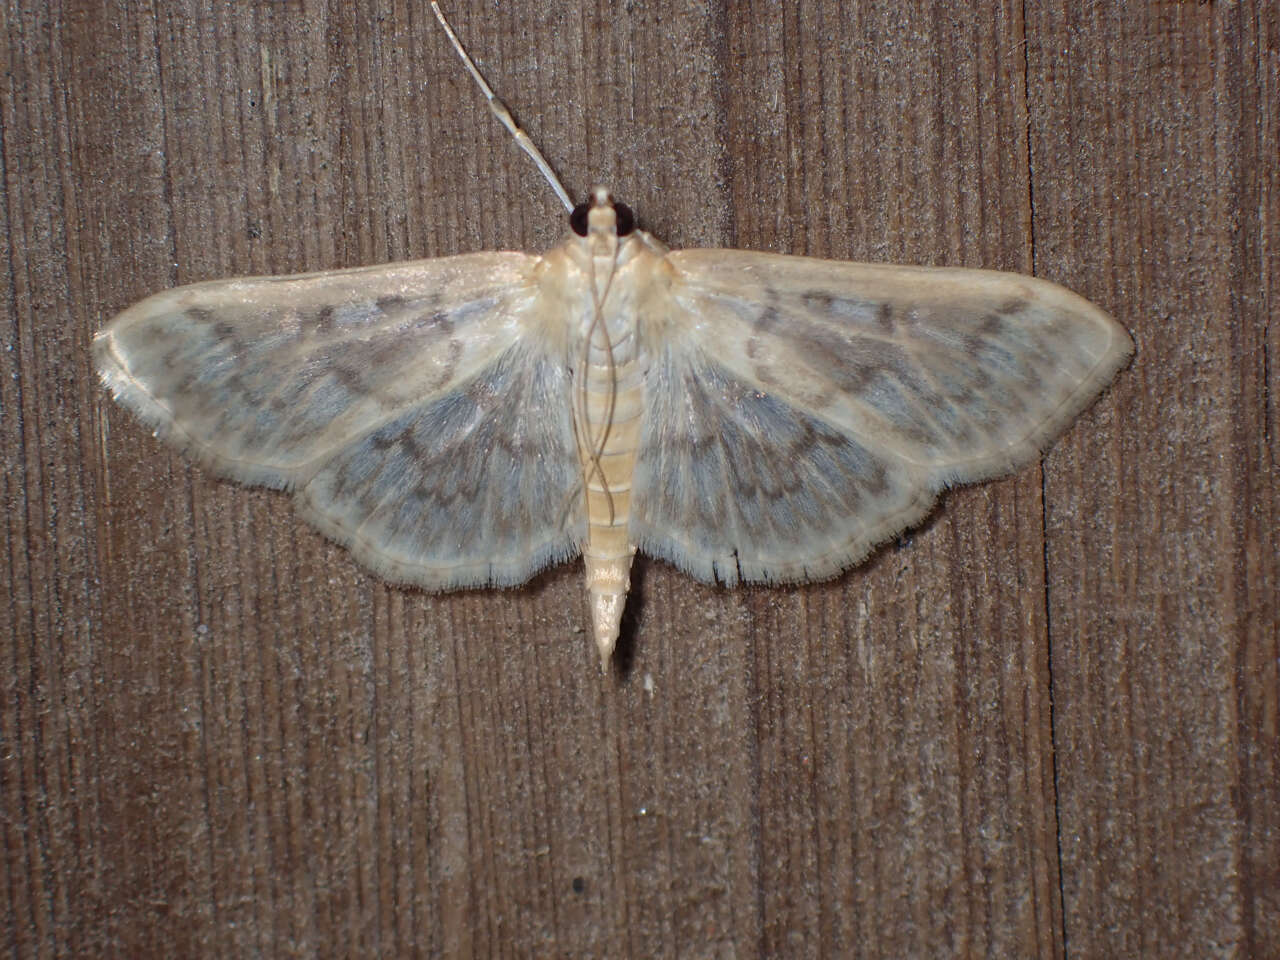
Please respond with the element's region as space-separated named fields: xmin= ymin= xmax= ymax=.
xmin=578 ymin=356 xmax=644 ymax=670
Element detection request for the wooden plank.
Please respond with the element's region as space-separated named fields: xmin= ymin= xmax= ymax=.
xmin=2 ymin=0 xmax=1274 ymax=957
xmin=1027 ymin=1 xmax=1279 ymax=956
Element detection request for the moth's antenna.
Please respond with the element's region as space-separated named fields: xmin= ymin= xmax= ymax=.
xmin=431 ymin=2 xmax=574 ymax=213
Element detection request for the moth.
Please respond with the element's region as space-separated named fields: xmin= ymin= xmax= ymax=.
xmin=94 ymin=4 xmax=1133 ymax=671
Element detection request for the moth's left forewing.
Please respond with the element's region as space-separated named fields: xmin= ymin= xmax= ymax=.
xmin=93 ymin=254 xmax=540 ymax=487
xmin=94 ymin=251 xmax=588 ymax=591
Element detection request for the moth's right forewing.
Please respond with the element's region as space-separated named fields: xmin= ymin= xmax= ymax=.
xmin=94 ymin=252 xmax=539 ymax=487
xmin=666 ymin=250 xmax=1133 ymax=483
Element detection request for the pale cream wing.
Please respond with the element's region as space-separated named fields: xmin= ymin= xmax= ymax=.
xmin=95 ymin=253 xmax=586 ymax=588
xmin=629 ymin=249 xmax=1132 ymax=585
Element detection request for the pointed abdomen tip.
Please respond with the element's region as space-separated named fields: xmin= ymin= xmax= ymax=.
xmin=591 ymin=591 xmax=624 ymax=672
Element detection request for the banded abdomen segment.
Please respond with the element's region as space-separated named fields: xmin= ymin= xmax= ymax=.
xmin=578 ymin=353 xmax=644 ymax=669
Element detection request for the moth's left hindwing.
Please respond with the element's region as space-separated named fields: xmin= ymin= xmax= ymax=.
xmin=95 ymin=253 xmax=586 ymax=588
xmin=296 ymin=340 xmax=585 ymax=588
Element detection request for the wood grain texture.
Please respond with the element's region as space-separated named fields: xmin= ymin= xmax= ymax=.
xmin=3 ymin=0 xmax=1275 ymax=957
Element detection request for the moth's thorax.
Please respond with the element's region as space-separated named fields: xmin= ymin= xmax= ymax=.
xmin=547 ymin=227 xmax=670 ymax=371
xmin=561 ymin=224 xmax=669 ymax=274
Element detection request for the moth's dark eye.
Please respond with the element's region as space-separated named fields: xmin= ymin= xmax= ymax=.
xmin=569 ymin=202 xmax=590 ymax=236
xmin=614 ymin=202 xmax=635 ymax=237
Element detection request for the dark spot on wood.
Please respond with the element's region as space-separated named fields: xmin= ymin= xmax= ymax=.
xmin=376 ymin=294 xmax=408 ymax=313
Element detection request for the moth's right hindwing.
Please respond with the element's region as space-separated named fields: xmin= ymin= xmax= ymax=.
xmin=630 ymin=342 xmax=929 ymax=586
xmin=95 ymin=252 xmax=586 ymax=588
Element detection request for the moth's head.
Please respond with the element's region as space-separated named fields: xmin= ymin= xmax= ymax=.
xmin=569 ymin=186 xmax=635 ymax=249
